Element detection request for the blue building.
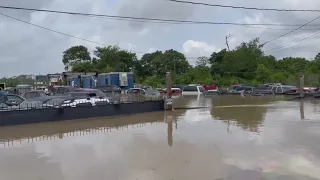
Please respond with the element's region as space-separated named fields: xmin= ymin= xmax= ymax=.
xmin=97 ymin=72 xmax=133 ymax=90
xmin=67 ymin=75 xmax=96 ymax=88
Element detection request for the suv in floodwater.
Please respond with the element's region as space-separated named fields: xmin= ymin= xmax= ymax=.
xmin=182 ymin=85 xmax=206 ymax=96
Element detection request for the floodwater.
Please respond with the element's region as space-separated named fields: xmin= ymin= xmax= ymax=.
xmin=1 ymin=95 xmax=320 ymax=180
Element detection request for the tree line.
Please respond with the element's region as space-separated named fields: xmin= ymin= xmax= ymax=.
xmin=60 ymin=37 xmax=320 ymax=87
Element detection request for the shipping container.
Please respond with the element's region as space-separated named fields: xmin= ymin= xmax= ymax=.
xmin=97 ymin=73 xmax=109 ymax=86
xmin=107 ymin=72 xmax=134 ymax=90
xmin=81 ymin=75 xmax=96 ymax=88
xmin=67 ymin=77 xmax=80 ymax=87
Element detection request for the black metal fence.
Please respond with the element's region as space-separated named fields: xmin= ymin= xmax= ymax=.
xmin=0 ymin=97 xmax=165 ymax=127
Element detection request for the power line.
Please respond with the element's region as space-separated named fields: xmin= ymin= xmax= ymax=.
xmin=2 ymin=5 xmax=320 ymax=27
xmin=166 ymin=0 xmax=320 ymax=13
xmin=0 ymin=12 xmax=146 ymax=54
xmin=267 ymin=30 xmax=320 ymax=54
xmin=0 ymin=12 xmax=213 ymax=59
xmin=266 ymin=30 xmax=319 ymax=53
xmin=261 ymin=15 xmax=320 ymax=46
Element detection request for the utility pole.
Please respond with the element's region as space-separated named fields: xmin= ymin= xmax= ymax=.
xmin=226 ymin=34 xmax=232 ymax=51
xmin=173 ymin=61 xmax=176 ymax=84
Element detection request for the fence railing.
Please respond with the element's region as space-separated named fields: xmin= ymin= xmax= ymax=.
xmin=0 ymin=94 xmax=164 ymax=112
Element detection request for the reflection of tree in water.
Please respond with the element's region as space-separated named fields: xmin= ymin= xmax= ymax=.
xmin=210 ymin=96 xmax=278 ymax=132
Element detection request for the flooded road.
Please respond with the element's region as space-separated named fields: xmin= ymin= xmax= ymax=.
xmin=1 ymin=95 xmax=320 ymax=180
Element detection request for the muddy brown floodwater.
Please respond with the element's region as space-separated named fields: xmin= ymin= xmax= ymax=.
xmin=1 ymin=95 xmax=320 ymax=180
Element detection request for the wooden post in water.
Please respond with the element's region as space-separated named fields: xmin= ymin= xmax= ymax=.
xmin=299 ymin=75 xmax=305 ymax=98
xmin=300 ymin=99 xmax=305 ymax=120
xmin=165 ymin=114 xmax=173 ymax=147
xmin=165 ymin=72 xmax=173 ymax=110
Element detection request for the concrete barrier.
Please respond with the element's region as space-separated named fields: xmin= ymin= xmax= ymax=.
xmin=0 ymin=100 xmax=165 ymax=127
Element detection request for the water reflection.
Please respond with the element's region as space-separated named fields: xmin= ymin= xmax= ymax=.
xmin=165 ymin=114 xmax=173 ymax=147
xmin=0 ymin=112 xmax=166 ymax=147
xmin=210 ymin=96 xmax=278 ymax=132
xmin=300 ymin=99 xmax=305 ymax=120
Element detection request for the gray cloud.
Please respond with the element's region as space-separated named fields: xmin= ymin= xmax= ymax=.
xmin=117 ymin=0 xmax=195 ymax=30
xmin=1 ymin=0 xmax=320 ymax=77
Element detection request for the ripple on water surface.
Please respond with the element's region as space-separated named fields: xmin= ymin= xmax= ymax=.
xmin=0 ymin=96 xmax=320 ymax=180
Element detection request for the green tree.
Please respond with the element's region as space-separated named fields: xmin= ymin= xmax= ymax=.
xmin=94 ymin=46 xmax=137 ymax=72
xmin=255 ymin=64 xmax=270 ymax=83
xmin=62 ymin=45 xmax=91 ymax=71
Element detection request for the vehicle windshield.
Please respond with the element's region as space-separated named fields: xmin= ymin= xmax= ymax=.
xmin=231 ymin=85 xmax=239 ymax=90
xmin=24 ymin=91 xmax=46 ymax=99
xmin=17 ymin=87 xmax=32 ymax=94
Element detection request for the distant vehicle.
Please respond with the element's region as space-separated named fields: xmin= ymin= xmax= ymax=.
xmin=127 ymin=88 xmax=146 ymax=95
xmin=67 ymin=89 xmax=108 ymax=99
xmin=0 ymin=93 xmax=25 ymax=107
xmin=234 ymin=86 xmax=255 ymax=93
xmin=144 ymin=89 xmax=161 ymax=97
xmin=49 ymin=86 xmax=76 ymax=95
xmin=303 ymin=87 xmax=316 ymax=93
xmin=182 ymin=85 xmax=206 ymax=96
xmin=7 ymin=95 xmax=110 ymax=110
xmin=172 ymin=84 xmax=186 ymax=90
xmin=8 ymin=85 xmax=32 ymax=95
xmin=61 ymin=97 xmax=110 ymax=107
xmin=203 ymin=84 xmax=218 ymax=92
xmin=160 ymin=88 xmax=182 ymax=96
xmin=270 ymin=85 xmax=298 ymax=94
xmin=229 ymin=84 xmax=252 ymax=92
xmin=20 ymin=90 xmax=47 ymax=100
xmin=10 ymin=96 xmax=70 ymax=110
xmin=96 ymin=85 xmax=121 ymax=94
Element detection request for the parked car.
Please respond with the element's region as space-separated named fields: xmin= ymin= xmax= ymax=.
xmin=61 ymin=97 xmax=110 ymax=107
xmin=67 ymin=90 xmax=110 ymax=104
xmin=144 ymin=89 xmax=161 ymax=98
xmin=229 ymin=84 xmax=252 ymax=92
xmin=0 ymin=93 xmax=25 ymax=107
xmin=182 ymin=85 xmax=206 ymax=96
xmin=96 ymin=85 xmax=121 ymax=95
xmin=270 ymin=85 xmax=298 ymax=94
xmin=10 ymin=96 xmax=71 ymax=110
xmin=7 ymin=85 xmax=32 ymax=95
xmin=127 ymin=88 xmax=146 ymax=95
xmin=49 ymin=86 xmax=77 ymax=95
xmin=74 ymin=88 xmax=108 ymax=97
xmin=8 ymin=94 xmax=110 ymax=110
xmin=20 ymin=90 xmax=47 ymax=100
xmin=160 ymin=88 xmax=182 ymax=96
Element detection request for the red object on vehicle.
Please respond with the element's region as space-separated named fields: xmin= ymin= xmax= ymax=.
xmin=161 ymin=88 xmax=182 ymax=95
xmin=203 ymin=84 xmax=217 ymax=91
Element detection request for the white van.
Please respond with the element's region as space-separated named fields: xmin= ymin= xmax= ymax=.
xmin=182 ymin=85 xmax=206 ymax=96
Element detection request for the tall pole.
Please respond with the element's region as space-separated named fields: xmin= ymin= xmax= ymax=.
xmin=299 ymin=75 xmax=304 ymax=98
xmin=174 ymin=61 xmax=176 ymax=84
xmin=226 ymin=34 xmax=232 ymax=51
xmin=165 ymin=72 xmax=173 ymax=110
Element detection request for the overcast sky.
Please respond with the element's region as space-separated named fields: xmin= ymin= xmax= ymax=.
xmin=1 ymin=0 xmax=320 ymax=77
